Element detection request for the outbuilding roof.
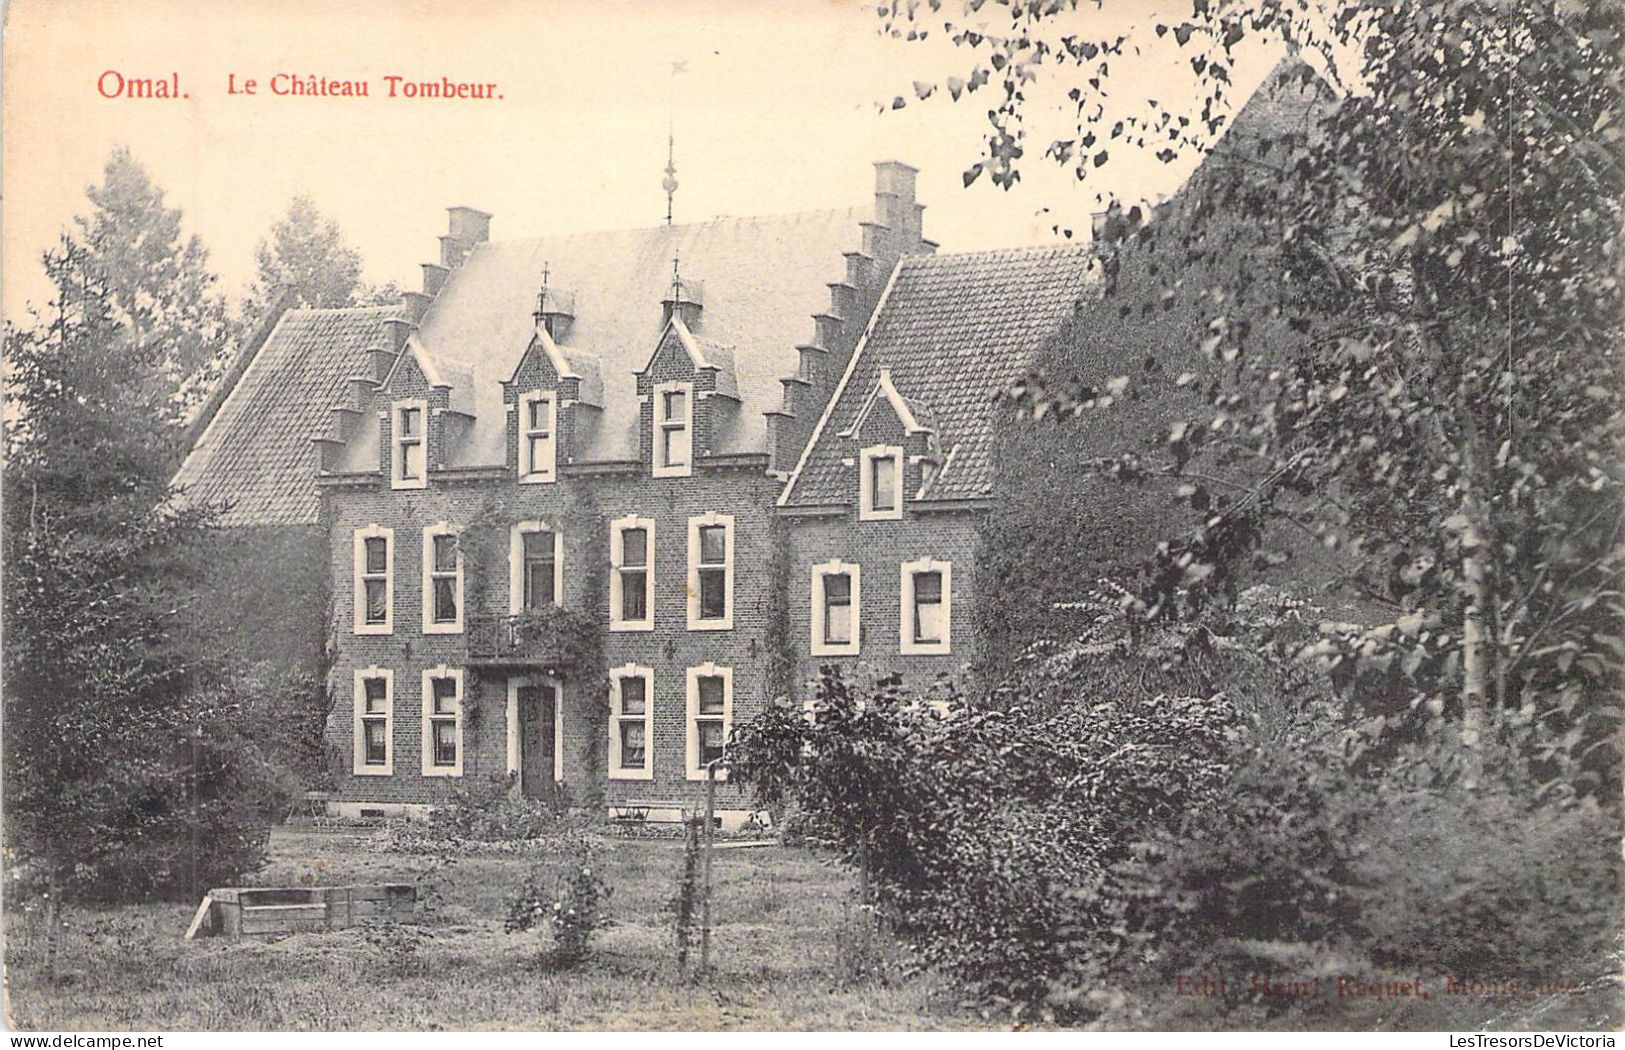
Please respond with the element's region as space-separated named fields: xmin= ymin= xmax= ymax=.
xmin=173 ymin=304 xmax=405 ymax=526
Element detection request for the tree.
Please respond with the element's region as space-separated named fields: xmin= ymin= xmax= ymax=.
xmin=3 ymin=237 xmax=268 ymax=928
xmin=890 ymin=0 xmax=1624 ymax=791
xmin=70 ymin=147 xmax=232 ymax=426
xmin=239 ymin=195 xmax=365 ymax=332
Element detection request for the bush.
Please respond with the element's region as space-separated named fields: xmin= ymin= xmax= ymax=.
xmin=505 ymin=859 xmax=613 ymax=968
xmin=730 ymin=626 xmax=1256 ymax=1012
xmin=1058 ymin=715 xmax=1623 ymax=1026
xmin=427 ymin=773 xmax=565 ymax=841
xmin=368 ymin=774 xmax=571 ymax=855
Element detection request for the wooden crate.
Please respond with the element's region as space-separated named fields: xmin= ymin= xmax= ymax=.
xmin=188 ymin=883 xmax=416 ymax=940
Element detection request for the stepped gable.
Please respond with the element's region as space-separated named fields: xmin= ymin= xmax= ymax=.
xmin=779 ymin=243 xmax=1098 ymax=507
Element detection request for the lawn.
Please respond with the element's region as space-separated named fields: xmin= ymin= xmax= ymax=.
xmin=3 ymin=827 xmax=981 ymax=1031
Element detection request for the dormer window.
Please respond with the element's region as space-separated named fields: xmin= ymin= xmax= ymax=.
xmin=859 ymin=445 xmax=904 ymax=521
xmin=391 ymin=400 xmax=429 ymax=490
xmin=518 ymin=391 xmax=556 ymax=483
xmin=653 ymin=381 xmax=693 ymax=478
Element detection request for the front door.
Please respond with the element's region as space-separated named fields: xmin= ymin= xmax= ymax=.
xmin=517 ymin=683 xmax=556 ymax=803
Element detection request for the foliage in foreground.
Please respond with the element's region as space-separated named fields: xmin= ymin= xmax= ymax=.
xmin=3 ymin=232 xmax=272 ymax=904
xmin=899 ymin=0 xmax=1624 ymax=793
xmin=731 ymin=593 xmax=1621 ymax=1022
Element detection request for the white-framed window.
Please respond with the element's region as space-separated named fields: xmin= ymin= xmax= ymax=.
xmin=900 ymin=558 xmax=952 ymax=655
xmin=509 ymin=522 xmax=563 ymax=612
xmin=352 ymin=667 xmax=394 ymax=775
xmin=652 ymin=380 xmax=693 ymax=478
xmin=686 ymin=512 xmax=734 ymax=631
xmin=391 ymin=399 xmax=429 ymax=490
xmin=420 ymin=666 xmax=464 ymax=777
xmin=685 ymin=663 xmax=732 ymax=780
xmin=422 ymin=523 xmax=464 ymax=634
xmin=352 ymin=524 xmax=394 ymax=635
xmin=859 ymin=444 xmax=904 ymax=521
xmin=609 ymin=516 xmax=655 ymax=631
xmin=811 ymin=560 xmax=861 ymax=656
xmin=608 ymin=664 xmax=655 ymax=780
xmin=518 ymin=390 xmax=557 ymax=483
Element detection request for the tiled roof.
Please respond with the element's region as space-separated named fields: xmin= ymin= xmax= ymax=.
xmin=173 ymin=305 xmax=404 ymax=526
xmin=411 ymin=209 xmax=865 ymax=466
xmin=781 ymin=244 xmax=1096 ymax=506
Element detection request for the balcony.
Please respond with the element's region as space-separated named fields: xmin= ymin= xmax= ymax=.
xmin=465 ymin=608 xmax=598 ymax=672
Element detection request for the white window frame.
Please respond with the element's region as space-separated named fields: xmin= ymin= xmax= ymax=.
xmin=608 ymin=664 xmax=656 ymax=781
xmin=352 ymin=667 xmax=394 ymax=776
xmin=391 ymin=399 xmax=429 ymax=490
xmin=422 ymin=523 xmax=464 ymax=635
xmin=652 ymin=380 xmax=694 ymax=478
xmin=900 ymin=558 xmax=952 ymax=655
xmin=859 ymin=444 xmax=905 ymax=521
xmin=609 ymin=515 xmax=655 ymax=632
xmin=352 ymin=524 xmax=394 ymax=635
xmin=685 ymin=663 xmax=733 ymax=781
xmin=420 ymin=665 xmax=464 ymax=777
xmin=811 ymin=560 xmax=861 ymax=656
xmin=686 ymin=512 xmax=734 ymax=631
xmin=517 ymin=390 xmax=557 ymax=483
xmin=509 ymin=521 xmax=564 ymax=613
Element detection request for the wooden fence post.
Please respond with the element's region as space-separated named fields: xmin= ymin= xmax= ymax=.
xmin=700 ymin=760 xmax=718 ymax=974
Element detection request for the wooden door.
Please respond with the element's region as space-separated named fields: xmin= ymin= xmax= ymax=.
xmin=517 ymin=683 xmax=556 ymax=803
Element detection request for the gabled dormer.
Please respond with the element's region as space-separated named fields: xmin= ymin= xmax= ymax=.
xmin=502 ymin=293 xmax=603 ymax=483
xmin=840 ymin=368 xmax=938 ymax=519
xmin=377 ymin=335 xmax=466 ymax=490
xmin=636 ymin=310 xmax=740 ymax=480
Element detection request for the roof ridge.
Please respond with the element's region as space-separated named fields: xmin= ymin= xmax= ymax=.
xmin=470 ymin=205 xmax=867 ymax=251
xmin=903 ymin=242 xmax=1094 ymax=266
xmin=284 ymin=303 xmax=406 ymax=318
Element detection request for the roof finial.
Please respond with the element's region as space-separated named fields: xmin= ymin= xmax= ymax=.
xmin=664 ymin=60 xmax=687 ymax=226
xmin=533 ymin=262 xmax=551 ymax=324
xmin=669 ymin=249 xmax=683 ymax=302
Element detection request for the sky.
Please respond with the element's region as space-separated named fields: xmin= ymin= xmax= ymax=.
xmin=2 ymin=0 xmax=1279 ymax=322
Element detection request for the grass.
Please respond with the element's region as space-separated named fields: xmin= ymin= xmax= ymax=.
xmin=11 ymin=828 xmax=1615 ymax=1032
xmin=2 ymin=828 xmax=983 ymax=1031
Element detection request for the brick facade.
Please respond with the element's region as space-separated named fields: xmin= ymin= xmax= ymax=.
xmin=321 ymin=455 xmax=778 ymax=822
xmin=782 ymin=505 xmax=984 ymax=700
xmin=278 ymin=161 xmax=949 ymax=826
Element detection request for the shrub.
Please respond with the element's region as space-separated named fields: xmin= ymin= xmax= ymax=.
xmin=505 ymin=859 xmax=613 ymax=968
xmin=731 ymin=635 xmax=1251 ymax=1012
xmin=427 ymin=773 xmax=564 ymax=841
xmin=1061 ymin=717 xmax=1623 ymax=1026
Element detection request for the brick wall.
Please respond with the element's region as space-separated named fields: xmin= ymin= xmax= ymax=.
xmin=321 ymin=457 xmax=780 ymax=817
xmin=782 ymin=505 xmax=984 ymax=700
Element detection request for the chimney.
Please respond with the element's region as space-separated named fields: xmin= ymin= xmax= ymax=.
xmin=873 ymin=161 xmax=925 ymax=256
xmin=440 ymin=206 xmax=492 ymax=268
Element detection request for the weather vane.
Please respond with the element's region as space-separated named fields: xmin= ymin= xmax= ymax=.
xmin=533 ymin=262 xmax=551 ymax=323
xmin=664 ymin=60 xmax=687 ymax=226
